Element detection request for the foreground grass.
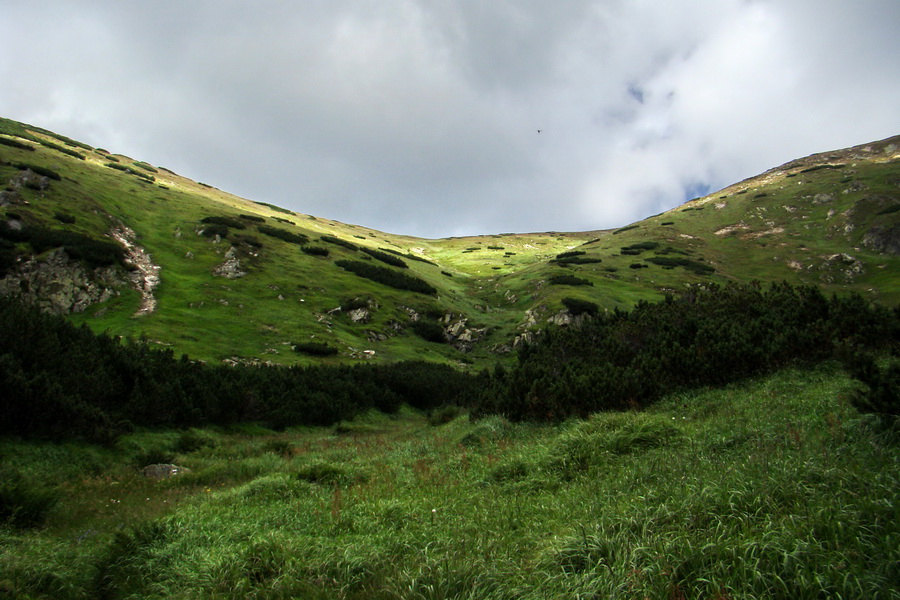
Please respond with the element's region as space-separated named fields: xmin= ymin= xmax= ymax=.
xmin=1 ymin=365 xmax=898 ymax=598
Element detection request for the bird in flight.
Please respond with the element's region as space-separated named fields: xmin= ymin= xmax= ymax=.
xmin=537 ymin=129 xmax=542 ymax=133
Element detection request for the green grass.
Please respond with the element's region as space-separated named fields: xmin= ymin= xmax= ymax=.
xmin=1 ymin=364 xmax=897 ymax=598
xmin=2 ymin=117 xmax=899 ymax=370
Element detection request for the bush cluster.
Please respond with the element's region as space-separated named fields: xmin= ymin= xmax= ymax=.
xmin=549 ymin=274 xmax=593 ymax=286
xmin=411 ymin=319 xmax=446 ymax=343
xmin=201 ymin=216 xmax=246 ymax=230
xmin=0 ymin=296 xmax=479 ymax=440
xmin=257 ymin=225 xmax=308 ymax=245
xmin=320 ymin=235 xmax=358 ymax=251
xmin=0 ymin=222 xmax=124 ymax=268
xmin=360 ymin=247 xmax=408 ymax=268
xmin=335 ymin=260 xmax=437 ymax=295
xmin=473 ymin=282 xmax=898 ymax=421
xmin=301 ymin=246 xmax=329 ymax=257
xmin=12 ymin=163 xmax=61 ymax=180
xmin=0 ymin=137 xmax=34 ymax=151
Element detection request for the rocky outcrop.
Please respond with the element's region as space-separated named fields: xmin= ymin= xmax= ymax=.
xmin=109 ymin=225 xmax=161 ymax=315
xmin=862 ymin=223 xmax=900 ymax=255
xmin=212 ymin=246 xmax=246 ymax=279
xmin=0 ymin=248 xmax=123 ymax=314
xmin=443 ymin=316 xmax=486 ymax=353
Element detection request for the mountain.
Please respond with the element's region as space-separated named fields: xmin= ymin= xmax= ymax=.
xmin=1 ymin=116 xmax=898 ymax=369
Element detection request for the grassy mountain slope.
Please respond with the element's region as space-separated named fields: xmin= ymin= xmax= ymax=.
xmin=2 ymin=116 xmax=898 ymax=368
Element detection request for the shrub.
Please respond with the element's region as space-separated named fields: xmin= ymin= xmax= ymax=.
xmin=199 ymin=223 xmax=229 ymax=238
xmin=131 ymin=161 xmax=158 ymax=173
xmin=253 ymin=201 xmax=294 ymax=214
xmin=612 ymin=225 xmax=639 ymax=234
xmin=556 ymin=251 xmax=585 ymax=260
xmin=201 ymin=215 xmax=245 ymax=229
xmin=257 ymin=225 xmax=307 ymax=245
xmin=360 ymin=247 xmax=408 ymax=268
xmin=441 ymin=271 xmax=453 ymax=278
xmin=53 ymin=212 xmax=76 ymax=224
xmin=293 ymin=342 xmax=338 ymax=356
xmin=13 ymin=163 xmax=61 ymax=180
xmin=0 ymin=469 xmax=60 ymax=529
xmin=0 ymin=137 xmax=34 ymax=151
xmin=846 ymin=353 xmax=900 ymax=424
xmin=644 ymin=256 xmax=715 ymax=275
xmin=239 ymin=214 xmax=266 ymax=223
xmin=176 ymin=428 xmax=218 ymax=453
xmin=556 ymin=256 xmax=602 ymax=265
xmin=335 ymin=260 xmax=437 ymax=295
xmin=301 ymin=245 xmax=329 ymax=257
xmin=428 ymin=405 xmax=464 ymax=426
xmin=320 ymin=235 xmax=358 ymax=251
xmin=340 ymin=297 xmax=370 ymax=312
xmin=561 ymin=297 xmax=599 ymax=317
xmin=411 ymin=319 xmax=446 ymax=343
xmin=549 ymin=274 xmax=592 ymax=286
xmin=37 ymin=139 xmax=85 ymax=159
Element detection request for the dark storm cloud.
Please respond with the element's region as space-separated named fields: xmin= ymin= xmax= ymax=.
xmin=1 ymin=0 xmax=898 ymax=237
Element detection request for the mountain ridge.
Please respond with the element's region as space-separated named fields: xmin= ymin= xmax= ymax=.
xmin=1 ymin=116 xmax=898 ymax=369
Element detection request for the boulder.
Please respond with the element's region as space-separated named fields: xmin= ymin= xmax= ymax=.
xmin=141 ymin=464 xmax=191 ymax=480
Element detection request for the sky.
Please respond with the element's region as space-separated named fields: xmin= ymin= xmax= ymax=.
xmin=1 ymin=1 xmax=899 ymax=239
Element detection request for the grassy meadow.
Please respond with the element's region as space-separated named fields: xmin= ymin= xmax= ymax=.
xmin=2 ymin=364 xmax=898 ymax=599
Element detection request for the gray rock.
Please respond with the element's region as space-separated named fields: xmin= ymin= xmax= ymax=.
xmin=141 ymin=464 xmax=191 ymax=480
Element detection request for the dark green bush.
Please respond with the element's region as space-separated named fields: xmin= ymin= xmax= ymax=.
xmin=549 ymin=275 xmax=593 ymax=286
xmin=257 ymin=225 xmax=307 ymax=245
xmin=253 ymin=201 xmax=293 ymax=214
xmin=0 ymin=469 xmax=60 ymax=529
xmin=239 ymin=214 xmax=266 ymax=223
xmin=612 ymin=225 xmax=639 ymax=234
xmin=411 ymin=319 xmax=446 ymax=343
xmin=644 ymin=256 xmax=715 ymax=275
xmin=37 ymin=139 xmax=85 ymax=160
xmin=428 ymin=405 xmax=464 ymax=426
xmin=131 ymin=162 xmax=158 ymax=173
xmin=340 ymin=297 xmax=370 ymax=312
xmin=556 ymin=251 xmax=585 ymax=260
xmin=13 ymin=163 xmax=60 ymax=180
xmin=335 ymin=260 xmax=437 ymax=295
xmin=0 ymin=137 xmax=34 ymax=151
xmin=620 ymin=242 xmax=659 ymax=254
xmin=201 ymin=216 xmax=245 ymax=229
xmin=320 ymin=235 xmax=358 ymax=251
xmin=176 ymin=428 xmax=218 ymax=453
xmin=846 ymin=353 xmax=899 ymax=424
xmin=562 ymin=297 xmax=599 ymax=317
xmin=360 ymin=247 xmax=408 ymax=268
xmin=474 ymin=282 xmax=899 ymax=421
xmin=293 ymin=342 xmax=339 ymax=356
xmin=199 ymin=223 xmax=229 ymax=238
xmin=54 ymin=212 xmax=76 ymax=224
xmin=301 ymin=245 xmax=329 ymax=257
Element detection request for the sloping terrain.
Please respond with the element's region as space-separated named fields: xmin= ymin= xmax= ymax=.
xmin=1 ymin=116 xmax=898 ymax=368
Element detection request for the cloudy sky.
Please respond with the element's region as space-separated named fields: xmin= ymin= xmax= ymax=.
xmin=2 ymin=1 xmax=898 ymax=238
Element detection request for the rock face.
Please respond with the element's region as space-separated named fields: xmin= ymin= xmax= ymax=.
xmin=0 ymin=248 xmax=123 ymax=314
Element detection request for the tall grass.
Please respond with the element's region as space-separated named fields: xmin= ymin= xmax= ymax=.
xmin=0 ymin=365 xmax=897 ymax=598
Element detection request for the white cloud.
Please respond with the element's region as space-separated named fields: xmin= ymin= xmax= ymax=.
xmin=1 ymin=0 xmax=898 ymax=237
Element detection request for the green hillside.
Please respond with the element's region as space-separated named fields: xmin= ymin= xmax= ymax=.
xmin=1 ymin=116 xmax=898 ymax=369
